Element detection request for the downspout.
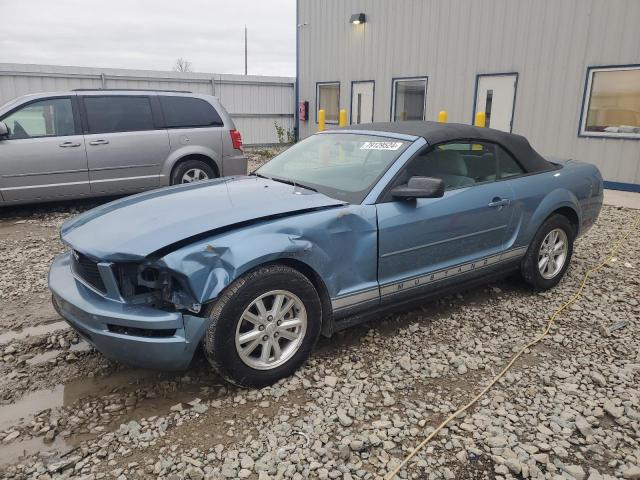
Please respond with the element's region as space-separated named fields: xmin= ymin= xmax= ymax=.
xmin=294 ymin=0 xmax=300 ymax=142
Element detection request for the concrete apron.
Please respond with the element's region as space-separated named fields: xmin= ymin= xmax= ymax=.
xmin=603 ymin=189 xmax=640 ymax=210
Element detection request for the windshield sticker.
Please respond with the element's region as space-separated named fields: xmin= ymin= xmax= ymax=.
xmin=360 ymin=141 xmax=404 ymax=151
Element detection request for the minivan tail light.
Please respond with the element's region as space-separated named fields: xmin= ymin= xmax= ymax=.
xmin=230 ymin=129 xmax=243 ymax=151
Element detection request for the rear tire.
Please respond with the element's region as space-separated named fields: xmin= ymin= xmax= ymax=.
xmin=203 ymin=264 xmax=322 ymax=388
xmin=170 ymin=159 xmax=216 ymax=185
xmin=521 ymin=214 xmax=574 ymax=291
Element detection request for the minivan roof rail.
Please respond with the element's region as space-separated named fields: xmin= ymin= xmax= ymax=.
xmin=72 ymin=88 xmax=192 ymax=93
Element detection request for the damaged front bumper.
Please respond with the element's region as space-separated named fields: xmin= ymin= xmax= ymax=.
xmin=48 ymin=252 xmax=208 ymax=370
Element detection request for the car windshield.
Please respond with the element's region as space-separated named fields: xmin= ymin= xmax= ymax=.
xmin=255 ymin=133 xmax=411 ymax=203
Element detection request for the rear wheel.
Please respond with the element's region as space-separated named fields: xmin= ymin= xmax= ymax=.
xmin=521 ymin=214 xmax=574 ymax=290
xmin=203 ymin=264 xmax=322 ymax=388
xmin=170 ymin=159 xmax=216 ymax=185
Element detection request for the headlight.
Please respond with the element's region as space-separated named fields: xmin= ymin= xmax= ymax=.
xmin=116 ymin=263 xmax=168 ymax=298
xmin=116 ymin=263 xmax=201 ymax=313
xmin=138 ymin=266 xmax=163 ymax=288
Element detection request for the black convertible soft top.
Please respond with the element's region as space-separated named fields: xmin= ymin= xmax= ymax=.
xmin=344 ymin=121 xmax=553 ymax=173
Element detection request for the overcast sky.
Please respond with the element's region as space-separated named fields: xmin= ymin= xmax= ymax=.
xmin=0 ymin=0 xmax=296 ymax=77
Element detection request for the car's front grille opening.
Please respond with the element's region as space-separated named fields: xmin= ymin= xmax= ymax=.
xmin=107 ymin=324 xmax=177 ymax=338
xmin=71 ymin=251 xmax=106 ymax=293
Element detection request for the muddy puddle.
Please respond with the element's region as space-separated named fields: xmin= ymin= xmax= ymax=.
xmin=25 ymin=350 xmax=60 ymax=366
xmin=22 ymin=341 xmax=92 ymax=366
xmin=0 ymin=321 xmax=70 ymax=346
xmin=0 ymin=434 xmax=76 ymax=466
xmin=69 ymin=341 xmax=92 ymax=353
xmin=0 ymin=364 xmax=224 ymax=466
xmin=0 ymin=369 xmax=157 ymax=431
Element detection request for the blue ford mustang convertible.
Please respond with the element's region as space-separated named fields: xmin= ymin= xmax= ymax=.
xmin=49 ymin=122 xmax=603 ymax=387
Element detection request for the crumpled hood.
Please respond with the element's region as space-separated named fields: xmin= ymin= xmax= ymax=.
xmin=61 ymin=176 xmax=346 ymax=260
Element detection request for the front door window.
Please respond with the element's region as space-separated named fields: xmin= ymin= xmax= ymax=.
xmin=2 ymin=98 xmax=75 ymax=139
xmin=388 ymin=140 xmax=524 ymax=193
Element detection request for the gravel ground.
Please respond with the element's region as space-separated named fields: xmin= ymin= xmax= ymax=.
xmin=0 ymin=158 xmax=638 ymax=479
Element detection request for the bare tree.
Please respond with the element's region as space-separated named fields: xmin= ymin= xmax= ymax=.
xmin=173 ymin=58 xmax=193 ymax=73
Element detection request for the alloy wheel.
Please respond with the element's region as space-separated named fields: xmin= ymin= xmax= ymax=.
xmin=234 ymin=290 xmax=307 ymax=370
xmin=181 ymin=168 xmax=209 ymax=183
xmin=538 ymin=228 xmax=568 ymax=279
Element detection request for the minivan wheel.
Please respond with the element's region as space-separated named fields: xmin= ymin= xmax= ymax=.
xmin=171 ymin=159 xmax=216 ymax=185
xmin=521 ymin=214 xmax=575 ymax=291
xmin=203 ymin=264 xmax=322 ymax=388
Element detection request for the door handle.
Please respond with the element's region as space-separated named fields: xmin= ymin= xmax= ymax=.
xmin=488 ymin=197 xmax=510 ymax=208
xmin=89 ymin=139 xmax=109 ymax=146
xmin=59 ymin=141 xmax=81 ymax=148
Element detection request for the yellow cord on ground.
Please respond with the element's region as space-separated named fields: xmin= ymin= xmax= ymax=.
xmin=386 ymin=214 xmax=640 ymax=480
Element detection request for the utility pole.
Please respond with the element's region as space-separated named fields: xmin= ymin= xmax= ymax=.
xmin=244 ymin=25 xmax=248 ymax=75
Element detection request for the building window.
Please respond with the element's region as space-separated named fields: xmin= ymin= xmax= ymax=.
xmin=580 ymin=66 xmax=640 ymax=138
xmin=316 ymin=82 xmax=340 ymax=124
xmin=392 ymin=77 xmax=427 ymax=121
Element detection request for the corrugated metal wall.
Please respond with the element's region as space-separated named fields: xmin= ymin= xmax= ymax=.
xmin=0 ymin=63 xmax=295 ymax=145
xmin=298 ymin=0 xmax=640 ymax=186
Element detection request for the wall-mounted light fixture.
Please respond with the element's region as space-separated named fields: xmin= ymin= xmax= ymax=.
xmin=349 ymin=13 xmax=366 ymax=25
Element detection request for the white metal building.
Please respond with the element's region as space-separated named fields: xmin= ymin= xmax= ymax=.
xmin=0 ymin=63 xmax=295 ymax=145
xmin=296 ymin=0 xmax=640 ymax=191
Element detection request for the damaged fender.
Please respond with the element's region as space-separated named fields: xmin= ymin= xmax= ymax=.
xmin=157 ymin=204 xmax=380 ymax=311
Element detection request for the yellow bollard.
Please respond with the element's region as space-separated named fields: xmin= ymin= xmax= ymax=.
xmin=338 ymin=109 xmax=347 ymax=164
xmin=438 ymin=111 xmax=448 ymax=123
xmin=318 ymin=109 xmax=326 ymax=132
xmin=475 ymin=111 xmax=486 ymax=128
xmin=318 ymin=108 xmax=326 ymax=132
xmin=339 ymin=109 xmax=347 ymax=127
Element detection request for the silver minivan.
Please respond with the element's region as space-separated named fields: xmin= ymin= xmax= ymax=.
xmin=0 ymin=90 xmax=247 ymax=205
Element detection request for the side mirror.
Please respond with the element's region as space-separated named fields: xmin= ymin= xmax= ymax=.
xmin=0 ymin=121 xmax=8 ymax=139
xmin=391 ymin=176 xmax=445 ymax=200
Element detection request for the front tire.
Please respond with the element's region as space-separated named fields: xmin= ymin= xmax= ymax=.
xmin=203 ymin=264 xmax=322 ymax=388
xmin=521 ymin=214 xmax=575 ymax=291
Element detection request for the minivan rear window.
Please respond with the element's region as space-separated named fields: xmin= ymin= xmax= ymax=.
xmin=84 ymin=96 xmax=155 ymax=134
xmin=160 ymin=96 xmax=223 ymax=128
